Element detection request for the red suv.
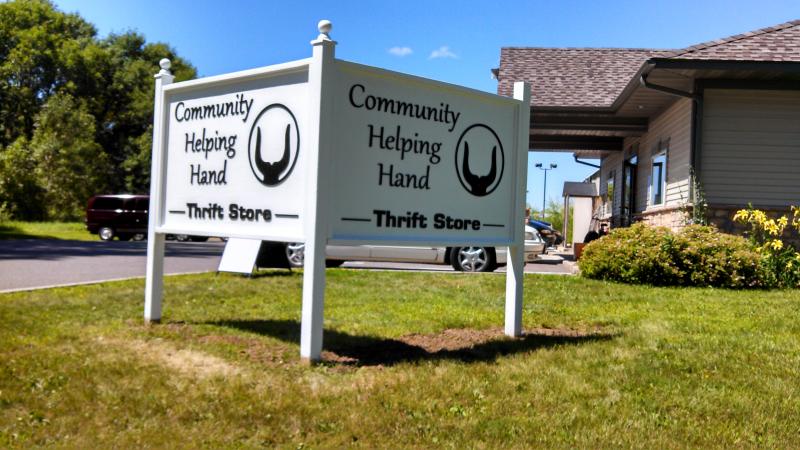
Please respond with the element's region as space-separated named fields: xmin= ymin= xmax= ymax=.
xmin=85 ymin=194 xmax=149 ymax=241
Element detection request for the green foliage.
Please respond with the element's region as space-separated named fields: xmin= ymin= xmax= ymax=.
xmin=0 ymin=0 xmax=197 ymax=219
xmin=579 ymin=223 xmax=762 ymax=288
xmin=733 ymin=206 xmax=800 ymax=288
xmin=0 ymin=137 xmax=45 ymax=219
xmin=579 ymin=223 xmax=681 ymax=285
xmin=672 ymin=225 xmax=762 ymax=288
xmin=542 ymin=198 xmax=573 ymax=243
xmin=30 ymin=93 xmax=110 ymax=220
xmin=680 ymin=168 xmax=709 ymax=226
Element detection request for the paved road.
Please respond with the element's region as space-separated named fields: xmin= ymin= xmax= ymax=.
xmin=0 ymin=239 xmax=573 ymax=293
xmin=0 ymin=239 xmax=225 ymax=292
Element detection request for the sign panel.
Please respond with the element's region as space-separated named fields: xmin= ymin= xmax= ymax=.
xmin=217 ymin=237 xmax=261 ymax=274
xmin=328 ymin=61 xmax=522 ymax=246
xmin=158 ymin=64 xmax=310 ymax=242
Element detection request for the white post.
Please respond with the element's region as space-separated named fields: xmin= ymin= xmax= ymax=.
xmin=300 ymin=21 xmax=336 ymax=361
xmin=144 ymin=59 xmax=174 ymax=323
xmin=505 ymin=82 xmax=531 ymax=337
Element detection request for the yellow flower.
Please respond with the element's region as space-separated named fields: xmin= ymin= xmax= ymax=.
xmin=733 ymin=210 xmax=750 ymax=222
xmin=769 ymin=239 xmax=784 ymax=251
xmin=764 ymin=219 xmax=779 ymax=236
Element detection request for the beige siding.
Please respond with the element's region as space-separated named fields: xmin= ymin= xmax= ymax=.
xmin=701 ymin=89 xmax=800 ymax=207
xmin=599 ymin=152 xmax=623 ymax=217
xmin=644 ymin=98 xmax=692 ymax=208
xmin=603 ymin=98 xmax=692 ymax=216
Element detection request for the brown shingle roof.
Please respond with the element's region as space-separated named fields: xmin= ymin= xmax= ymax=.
xmin=667 ymin=19 xmax=800 ymax=61
xmin=497 ymin=19 xmax=800 ymax=108
xmin=496 ymin=48 xmax=672 ymax=108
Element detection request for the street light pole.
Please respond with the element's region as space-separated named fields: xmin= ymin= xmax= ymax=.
xmin=534 ymin=163 xmax=557 ymax=221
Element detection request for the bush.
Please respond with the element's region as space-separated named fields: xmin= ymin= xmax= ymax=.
xmin=579 ymin=223 xmax=762 ymax=288
xmin=673 ymin=225 xmax=762 ymax=288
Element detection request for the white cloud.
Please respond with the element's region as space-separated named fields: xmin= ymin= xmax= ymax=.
xmin=388 ymin=46 xmax=413 ymax=57
xmin=429 ymin=45 xmax=457 ymax=60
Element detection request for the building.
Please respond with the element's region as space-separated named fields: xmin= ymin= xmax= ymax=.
xmin=494 ymin=19 xmax=800 ymax=233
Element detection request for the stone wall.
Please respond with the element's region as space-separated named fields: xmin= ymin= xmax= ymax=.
xmin=634 ymin=206 xmax=686 ymax=230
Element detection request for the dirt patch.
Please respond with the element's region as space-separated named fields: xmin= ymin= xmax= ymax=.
xmin=198 ymin=334 xmax=293 ymax=366
xmin=128 ymin=321 xmax=612 ymax=368
xmin=99 ymin=336 xmax=242 ymax=379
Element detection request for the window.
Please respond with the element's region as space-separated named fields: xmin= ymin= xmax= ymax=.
xmin=650 ymin=146 xmax=667 ymax=206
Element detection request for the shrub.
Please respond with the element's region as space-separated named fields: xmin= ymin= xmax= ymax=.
xmin=579 ymin=223 xmax=762 ymax=288
xmin=579 ymin=223 xmax=682 ymax=286
xmin=672 ymin=225 xmax=762 ymax=288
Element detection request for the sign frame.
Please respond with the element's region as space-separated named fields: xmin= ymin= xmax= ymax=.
xmin=144 ymin=21 xmax=531 ymax=362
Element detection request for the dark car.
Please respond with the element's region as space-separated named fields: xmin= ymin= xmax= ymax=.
xmin=86 ymin=194 xmax=149 ymax=241
xmin=527 ymin=219 xmax=563 ymax=248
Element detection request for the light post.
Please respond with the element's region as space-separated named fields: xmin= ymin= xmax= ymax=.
xmin=534 ymin=163 xmax=557 ymax=221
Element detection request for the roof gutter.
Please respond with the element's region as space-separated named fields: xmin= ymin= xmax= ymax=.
xmin=574 ymin=155 xmax=601 ymax=168
xmin=639 ymin=72 xmax=701 ymax=101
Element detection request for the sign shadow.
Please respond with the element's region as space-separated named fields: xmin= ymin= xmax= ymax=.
xmin=205 ymin=319 xmax=616 ymax=367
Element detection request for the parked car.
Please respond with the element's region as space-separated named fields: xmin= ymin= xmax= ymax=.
xmin=527 ymin=219 xmax=563 ymax=248
xmin=85 ymin=194 xmax=149 ymax=241
xmin=280 ymin=226 xmax=546 ymax=272
xmin=85 ymin=194 xmax=210 ymax=242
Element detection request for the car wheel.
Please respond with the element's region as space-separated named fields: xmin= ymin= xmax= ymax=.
xmin=285 ymin=242 xmax=305 ymax=268
xmin=98 ymin=226 xmax=114 ymax=241
xmin=450 ymin=246 xmax=496 ymax=272
xmin=132 ymin=233 xmax=146 ymax=241
xmin=175 ymin=234 xmax=190 ymax=242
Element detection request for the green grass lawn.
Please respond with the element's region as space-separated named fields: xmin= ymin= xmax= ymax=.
xmin=1 ymin=271 xmax=799 ymax=448
xmin=0 ymin=221 xmax=92 ymax=241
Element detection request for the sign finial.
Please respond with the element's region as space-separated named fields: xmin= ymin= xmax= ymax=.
xmin=317 ymin=19 xmax=332 ymax=41
xmin=158 ymin=58 xmax=172 ymax=75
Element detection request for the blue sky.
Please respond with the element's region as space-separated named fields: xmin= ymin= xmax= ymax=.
xmin=55 ymin=0 xmax=800 ymax=211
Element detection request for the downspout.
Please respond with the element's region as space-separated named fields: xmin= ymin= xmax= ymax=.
xmin=639 ymin=71 xmax=704 ymax=204
xmin=573 ymin=155 xmax=601 ymax=169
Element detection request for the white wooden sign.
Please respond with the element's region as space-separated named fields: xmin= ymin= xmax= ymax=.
xmin=156 ymin=63 xmax=310 ymax=242
xmin=145 ymin=20 xmax=531 ymax=362
xmin=329 ymin=61 xmax=523 ymax=246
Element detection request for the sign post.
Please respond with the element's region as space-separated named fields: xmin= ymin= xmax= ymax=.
xmin=144 ymin=59 xmax=173 ymax=323
xmin=505 ymin=81 xmax=531 ymax=337
xmin=144 ymin=20 xmax=531 ymax=361
xmin=300 ymin=21 xmax=336 ymax=361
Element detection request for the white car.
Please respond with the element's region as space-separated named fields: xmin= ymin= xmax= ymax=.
xmin=284 ymin=226 xmax=546 ymax=272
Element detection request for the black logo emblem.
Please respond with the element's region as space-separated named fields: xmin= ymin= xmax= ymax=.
xmin=454 ymin=124 xmax=504 ymax=196
xmin=247 ymin=104 xmax=299 ymax=186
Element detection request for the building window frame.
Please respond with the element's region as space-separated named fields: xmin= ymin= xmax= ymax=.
xmin=649 ymin=140 xmax=668 ymax=207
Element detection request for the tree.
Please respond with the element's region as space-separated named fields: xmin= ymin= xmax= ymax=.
xmin=0 ymin=0 xmax=197 ymax=218
xmin=543 ymin=199 xmax=574 ymax=243
xmin=30 ymin=93 xmax=110 ymax=220
xmin=0 ymin=0 xmax=97 ymax=145
xmin=0 ymin=137 xmax=45 ymax=219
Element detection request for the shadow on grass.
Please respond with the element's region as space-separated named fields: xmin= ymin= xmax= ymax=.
xmin=220 ymin=270 xmax=295 ymax=279
xmin=206 ymin=319 xmax=615 ymax=366
xmin=0 ymin=224 xmax=60 ymax=240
